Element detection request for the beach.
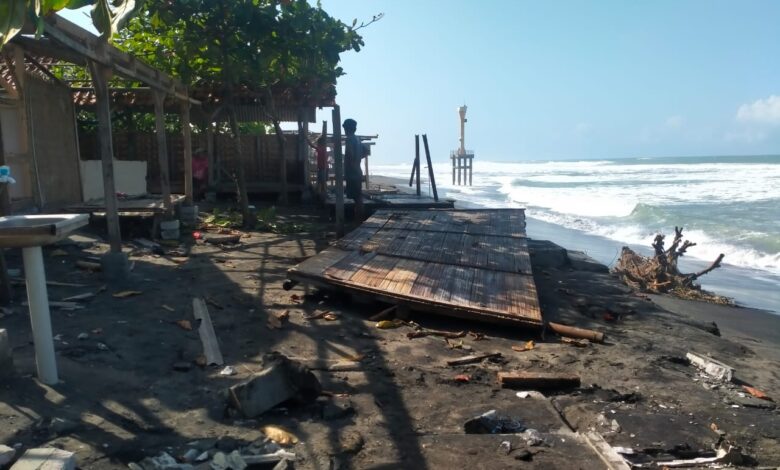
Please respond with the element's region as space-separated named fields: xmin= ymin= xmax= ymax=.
xmin=0 ymin=197 xmax=778 ymax=468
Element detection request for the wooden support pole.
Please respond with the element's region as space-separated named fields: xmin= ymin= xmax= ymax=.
xmin=451 ymin=155 xmax=456 ymax=185
xmin=88 ymin=60 xmax=122 ymax=253
xmin=302 ymin=116 xmax=310 ymax=196
xmin=206 ymin=125 xmax=216 ymax=186
xmin=321 ymin=120 xmax=328 ymax=188
xmin=332 ymin=106 xmax=344 ymax=236
xmin=457 ymin=156 xmax=462 ymax=185
xmin=364 ymin=148 xmax=370 ymax=189
xmin=469 ymin=156 xmax=473 ymax=186
xmin=422 ymin=134 xmax=438 ymax=201
xmin=415 ymin=135 xmax=421 ymax=196
xmin=153 ymin=91 xmax=173 ymax=217
xmin=180 ymin=98 xmax=193 ymax=204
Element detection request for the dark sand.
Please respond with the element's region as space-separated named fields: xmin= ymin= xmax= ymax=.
xmin=0 ymin=200 xmax=778 ymax=469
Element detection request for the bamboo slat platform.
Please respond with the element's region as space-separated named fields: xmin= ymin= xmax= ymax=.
xmin=66 ymin=194 xmax=186 ymax=214
xmin=288 ymin=209 xmax=543 ymax=328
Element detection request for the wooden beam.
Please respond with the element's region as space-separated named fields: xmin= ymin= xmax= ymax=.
xmin=422 ymin=134 xmax=439 ymax=201
xmin=87 ymin=60 xmax=122 ymax=253
xmin=181 ymin=98 xmax=193 ymax=204
xmin=192 ymin=297 xmax=224 ymax=366
xmin=153 ymin=91 xmax=173 ymax=217
xmin=332 ymin=106 xmax=344 ymax=236
xmin=415 ymin=135 xmax=421 ymax=196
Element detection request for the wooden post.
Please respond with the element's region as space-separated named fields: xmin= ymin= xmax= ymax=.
xmin=88 ymin=60 xmax=122 ymax=253
xmin=321 ymin=120 xmax=328 ymax=187
xmin=0 ymin=113 xmax=12 ymax=304
xmin=332 ymin=106 xmax=344 ymax=236
xmin=469 ymin=156 xmax=473 ymax=186
xmin=422 ymin=134 xmax=438 ymax=201
xmin=457 ymin=156 xmax=462 ymax=185
xmin=415 ymin=135 xmax=421 ymax=196
xmin=206 ymin=125 xmax=215 ymax=186
xmin=363 ymin=148 xmax=369 ymax=190
xmin=303 ymin=116 xmax=310 ymax=194
xmin=153 ymin=91 xmax=172 ymax=217
xmin=180 ymin=98 xmax=193 ymax=204
xmin=451 ymin=155 xmax=455 ymax=185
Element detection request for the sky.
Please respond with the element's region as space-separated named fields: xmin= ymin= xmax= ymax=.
xmin=62 ymin=1 xmax=780 ymax=164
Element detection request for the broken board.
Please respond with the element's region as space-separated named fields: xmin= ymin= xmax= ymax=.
xmin=288 ymin=209 xmax=542 ymax=328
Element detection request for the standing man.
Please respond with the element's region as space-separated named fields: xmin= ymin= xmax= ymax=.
xmin=343 ymin=118 xmax=366 ymax=220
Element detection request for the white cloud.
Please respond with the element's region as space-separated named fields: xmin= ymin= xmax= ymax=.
xmin=736 ymin=95 xmax=780 ymax=125
xmin=664 ymin=115 xmax=684 ymax=129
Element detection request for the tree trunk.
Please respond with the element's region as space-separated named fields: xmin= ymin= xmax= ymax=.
xmin=227 ymin=105 xmax=254 ymax=229
xmin=613 ymin=227 xmax=729 ymax=304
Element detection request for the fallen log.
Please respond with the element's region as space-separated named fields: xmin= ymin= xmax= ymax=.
xmin=548 ymin=322 xmax=604 ymax=343
xmin=498 ymin=371 xmax=581 ymax=390
xmin=613 ymin=226 xmax=730 ymax=304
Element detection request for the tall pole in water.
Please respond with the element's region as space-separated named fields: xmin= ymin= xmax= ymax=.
xmin=458 ymin=105 xmax=467 ymax=156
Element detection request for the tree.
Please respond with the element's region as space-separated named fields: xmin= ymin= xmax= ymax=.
xmin=1 ymin=0 xmax=139 ymax=46
xmin=118 ymin=0 xmax=377 ymax=224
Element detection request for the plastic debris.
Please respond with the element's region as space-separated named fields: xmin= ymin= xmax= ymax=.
xmin=220 ymin=366 xmax=237 ymax=376
xmin=260 ymin=425 xmax=299 ymax=445
xmin=512 ymin=340 xmax=535 ymax=352
xmin=376 ymin=319 xmax=404 ymax=329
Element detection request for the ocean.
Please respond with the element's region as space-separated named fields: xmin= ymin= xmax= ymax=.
xmin=372 ymin=155 xmax=780 ymax=314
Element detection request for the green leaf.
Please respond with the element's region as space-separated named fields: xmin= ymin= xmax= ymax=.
xmin=0 ymin=0 xmax=27 ymax=47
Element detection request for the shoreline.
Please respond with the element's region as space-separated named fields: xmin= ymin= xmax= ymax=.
xmin=369 ymin=173 xmax=780 ymax=315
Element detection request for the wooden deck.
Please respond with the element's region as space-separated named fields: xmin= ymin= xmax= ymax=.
xmin=288 ymin=209 xmax=543 ymax=328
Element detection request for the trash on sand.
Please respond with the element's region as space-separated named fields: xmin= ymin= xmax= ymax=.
xmin=742 ymin=385 xmax=772 ymax=401
xmin=498 ymin=371 xmax=581 ymax=390
xmin=211 ymin=450 xmax=247 ymax=470
xmin=464 ymin=410 xmax=525 ymax=434
xmin=548 ymin=322 xmax=604 ymax=343
xmin=176 ymin=319 xmax=193 ymax=331
xmin=453 ymin=374 xmax=470 ymax=383
xmin=407 ymin=329 xmax=466 ymax=339
xmin=113 ymin=290 xmax=143 ymax=299
xmin=512 ymin=340 xmax=535 ymax=352
xmin=50 ymin=249 xmax=68 ymax=257
xmin=227 ymin=352 xmax=321 ymax=418
xmin=193 ymin=297 xmax=224 ymax=366
xmin=376 ymin=319 xmax=404 ymax=329
xmin=77 ymin=332 xmax=89 ymax=340
xmin=498 ymin=440 xmax=512 ymax=455
xmin=62 ymin=292 xmax=96 ymax=302
xmin=260 ymin=425 xmax=299 ymax=445
xmin=96 ymin=342 xmax=109 ymax=351
xmin=267 ymin=310 xmax=290 ymax=330
xmin=13 ymin=448 xmax=75 ymax=470
xmin=162 ymin=304 xmax=176 ymax=312
xmin=522 ymin=429 xmax=545 ymax=447
xmin=369 ymin=305 xmax=397 ymax=321
xmin=446 ymin=339 xmax=470 ymax=350
xmin=686 ymin=352 xmax=734 ymax=382
xmin=656 ymin=445 xmax=744 ymax=467
xmin=469 ymin=332 xmax=486 ymax=341
xmin=220 ymin=366 xmax=236 ymax=376
xmin=561 ymin=337 xmax=589 ymax=348
xmin=76 ymin=260 xmax=101 ymax=271
xmin=516 ymin=391 xmax=531 ymax=399
xmin=304 ymin=310 xmax=333 ymax=320
xmin=447 ymin=352 xmax=502 ymax=366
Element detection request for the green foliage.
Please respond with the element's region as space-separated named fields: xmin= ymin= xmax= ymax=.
xmin=1 ymin=0 xmax=140 ymax=46
xmin=117 ymin=0 xmax=370 ymax=100
xmin=203 ymin=207 xmax=312 ymax=234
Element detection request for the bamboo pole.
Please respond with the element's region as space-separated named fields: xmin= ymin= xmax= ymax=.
xmin=88 ymin=60 xmax=122 ymax=253
xmin=153 ymin=91 xmax=173 ymax=217
xmin=332 ymin=106 xmax=344 ymax=236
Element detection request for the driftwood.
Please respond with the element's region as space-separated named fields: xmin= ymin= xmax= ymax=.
xmin=613 ymin=227 xmax=730 ymax=304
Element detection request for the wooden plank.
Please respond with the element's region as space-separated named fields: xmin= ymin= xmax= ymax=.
xmin=325 ymin=250 xmax=372 ymax=282
xmin=153 ymin=91 xmax=173 ymax=217
xmin=181 ymin=99 xmax=193 ymax=204
xmin=192 ymin=297 xmax=223 ymax=366
xmin=497 ymin=371 xmax=581 ymax=390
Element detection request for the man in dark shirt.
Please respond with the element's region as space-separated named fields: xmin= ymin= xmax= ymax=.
xmin=343 ymin=118 xmax=366 ymax=220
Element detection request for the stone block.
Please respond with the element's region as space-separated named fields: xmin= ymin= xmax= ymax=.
xmin=10 ymin=448 xmax=75 ymax=470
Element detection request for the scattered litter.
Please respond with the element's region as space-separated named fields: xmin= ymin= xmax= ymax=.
xmin=464 ymin=410 xmax=525 ymax=434
xmin=303 ymin=310 xmax=332 ymax=320
xmin=522 ymin=429 xmax=545 ymax=447
xmin=561 ymin=337 xmax=589 ymax=347
xmin=260 ymin=425 xmax=299 ymax=445
xmin=211 ymin=450 xmax=247 ymax=470
xmin=512 ymin=340 xmax=535 ymax=352
xmin=62 ymin=292 xmax=96 ymax=302
xmin=656 ymin=444 xmax=744 ymax=467
xmin=219 ymin=366 xmax=236 ymax=376
xmin=77 ymin=332 xmax=89 ymax=340
xmin=76 ymin=260 xmax=101 ymax=271
xmin=96 ymin=342 xmax=109 ymax=351
xmin=742 ymin=385 xmax=772 ymax=401
xmin=0 ymin=445 xmax=15 ymax=467
xmin=53 ymin=334 xmax=64 ymax=341
xmin=516 ymin=391 xmax=531 ymax=399
xmin=193 ymin=297 xmax=224 ymax=366
xmin=368 ymin=305 xmax=397 ymax=321
xmin=162 ymin=304 xmax=175 ymax=312
xmin=408 ymin=329 xmax=466 ymax=339
xmin=498 ymin=440 xmax=512 ymax=455
xmin=453 ymin=374 xmax=470 ymax=383
xmin=205 ymin=296 xmax=224 ymax=310
xmin=113 ymin=290 xmax=143 ymax=299
xmin=686 ymin=352 xmax=734 ymax=382
xmin=267 ymin=310 xmax=290 ymax=330
xmin=447 ymin=352 xmax=502 ymax=366
xmin=176 ymin=319 xmax=193 ymax=331
xmin=498 ymin=371 xmax=581 ymax=390
xmin=376 ymin=319 xmax=404 ymax=329
xmin=548 ymin=322 xmax=604 ymax=343
xmin=50 ymin=249 xmax=68 ymax=257
xmin=23 ymin=300 xmax=84 ymax=311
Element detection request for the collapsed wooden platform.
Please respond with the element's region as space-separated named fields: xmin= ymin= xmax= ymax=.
xmin=66 ymin=194 xmax=186 ymax=215
xmin=288 ymin=209 xmax=543 ymax=328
